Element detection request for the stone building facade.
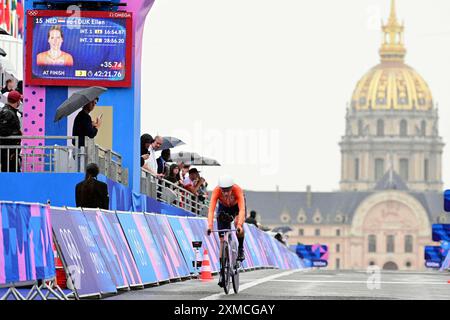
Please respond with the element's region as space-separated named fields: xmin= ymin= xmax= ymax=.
xmin=245 ymin=0 xmax=447 ymax=271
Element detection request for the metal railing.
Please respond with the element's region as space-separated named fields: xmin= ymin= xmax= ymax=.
xmin=0 ymin=134 xmax=211 ymax=214
xmin=85 ymin=138 xmax=128 ymax=186
xmin=0 ymin=135 xmax=128 ymax=185
xmin=0 ymin=136 xmax=83 ymax=173
xmin=140 ymin=168 xmax=209 ymax=216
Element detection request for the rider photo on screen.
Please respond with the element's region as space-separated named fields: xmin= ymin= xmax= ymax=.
xmin=36 ymin=25 xmax=74 ymax=66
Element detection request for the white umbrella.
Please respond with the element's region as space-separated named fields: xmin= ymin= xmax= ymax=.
xmin=0 ymin=56 xmax=17 ymax=79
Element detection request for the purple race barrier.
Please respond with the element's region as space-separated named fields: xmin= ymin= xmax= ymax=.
xmin=145 ymin=213 xmax=190 ymax=280
xmin=100 ymin=210 xmax=143 ymax=287
xmin=82 ymin=209 xmax=145 ymax=289
xmin=116 ymin=211 xmax=170 ymax=284
xmin=82 ymin=209 xmax=129 ymax=289
xmin=0 ymin=202 xmax=55 ymax=285
xmin=50 ymin=207 xmax=116 ymax=298
xmin=166 ymin=215 xmax=197 ymax=274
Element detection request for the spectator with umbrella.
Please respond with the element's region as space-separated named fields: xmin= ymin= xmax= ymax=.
xmin=274 ymin=233 xmax=286 ymax=245
xmin=53 ymin=86 xmax=107 ymax=147
xmin=72 ymin=97 xmax=101 ymax=147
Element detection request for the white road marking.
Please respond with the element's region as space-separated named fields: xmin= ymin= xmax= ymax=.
xmin=201 ymin=269 xmax=309 ymax=300
xmin=269 ymin=279 xmax=449 ymax=285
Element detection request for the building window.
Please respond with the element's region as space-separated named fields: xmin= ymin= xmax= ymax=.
xmin=421 ymin=120 xmax=426 ymax=136
xmin=400 ymin=119 xmax=407 ymax=137
xmin=377 ymin=119 xmax=384 ymax=137
xmin=336 ymin=229 xmax=341 ymax=236
xmin=368 ymin=234 xmax=376 ymax=253
xmin=387 ymin=235 xmax=395 ymax=253
xmin=399 ymin=158 xmax=409 ymax=181
xmin=354 ymin=158 xmax=360 ymax=181
xmin=298 ymin=229 xmax=304 ymax=236
xmin=424 ymin=159 xmax=429 ymax=182
xmin=336 ymin=258 xmax=340 ymax=270
xmin=406 ymin=261 xmax=412 ymax=268
xmin=375 ymin=158 xmax=385 ymax=180
xmin=369 ymin=261 xmax=375 ymax=266
xmin=404 ymin=235 xmax=413 ymax=253
xmin=315 ymin=229 xmax=321 ymax=236
xmin=336 ymin=244 xmax=340 ymax=253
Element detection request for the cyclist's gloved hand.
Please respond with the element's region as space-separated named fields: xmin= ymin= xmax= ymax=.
xmin=207 ymin=229 xmax=212 ymax=236
xmin=236 ymin=226 xmax=242 ymax=234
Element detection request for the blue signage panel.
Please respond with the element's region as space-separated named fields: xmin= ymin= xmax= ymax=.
xmin=444 ymin=190 xmax=450 ymax=212
xmin=432 ymin=224 xmax=450 ymax=242
xmin=295 ymin=244 xmax=329 ymax=268
xmin=424 ymin=246 xmax=445 ymax=269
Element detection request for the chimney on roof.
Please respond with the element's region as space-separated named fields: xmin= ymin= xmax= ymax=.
xmin=306 ymin=185 xmax=312 ymax=208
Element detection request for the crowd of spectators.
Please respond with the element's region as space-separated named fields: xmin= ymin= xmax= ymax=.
xmin=140 ymin=133 xmax=209 ymax=204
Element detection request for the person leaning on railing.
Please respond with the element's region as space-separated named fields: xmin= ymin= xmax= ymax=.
xmin=182 ymin=168 xmax=205 ymax=214
xmin=182 ymin=168 xmax=203 ymax=196
xmin=0 ymin=91 xmax=22 ymax=172
xmin=142 ymin=135 xmax=164 ymax=179
xmin=140 ymin=133 xmax=152 ymax=167
xmin=165 ymin=163 xmax=184 ymax=187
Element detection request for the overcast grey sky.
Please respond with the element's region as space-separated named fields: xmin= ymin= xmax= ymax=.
xmin=141 ymin=0 xmax=450 ymax=192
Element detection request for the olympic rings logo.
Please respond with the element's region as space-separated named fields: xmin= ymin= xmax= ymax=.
xmin=28 ymin=10 xmax=38 ymax=16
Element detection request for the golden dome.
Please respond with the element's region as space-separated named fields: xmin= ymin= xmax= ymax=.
xmin=351 ymin=0 xmax=433 ymax=111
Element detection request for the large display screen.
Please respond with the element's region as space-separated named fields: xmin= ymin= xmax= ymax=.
xmin=26 ymin=10 xmax=132 ymax=87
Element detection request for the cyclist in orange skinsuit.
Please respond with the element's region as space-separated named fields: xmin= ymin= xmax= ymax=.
xmin=207 ymin=174 xmax=246 ymax=266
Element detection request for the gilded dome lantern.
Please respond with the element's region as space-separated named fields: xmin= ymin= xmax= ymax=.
xmin=340 ymin=0 xmax=443 ymax=193
xmin=351 ymin=0 xmax=433 ymax=111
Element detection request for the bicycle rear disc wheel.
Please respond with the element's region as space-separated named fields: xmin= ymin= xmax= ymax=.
xmin=221 ymin=243 xmax=231 ymax=294
xmin=232 ymin=261 xmax=240 ymax=293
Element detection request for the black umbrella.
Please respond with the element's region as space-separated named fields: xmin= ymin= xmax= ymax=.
xmin=54 ymin=86 xmax=107 ymax=122
xmin=0 ymin=56 xmax=16 ymax=78
xmin=156 ymin=136 xmax=185 ymax=151
xmin=0 ymin=48 xmax=6 ymax=57
xmin=272 ymin=226 xmax=293 ymax=234
xmin=0 ymin=27 xmax=9 ymax=36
